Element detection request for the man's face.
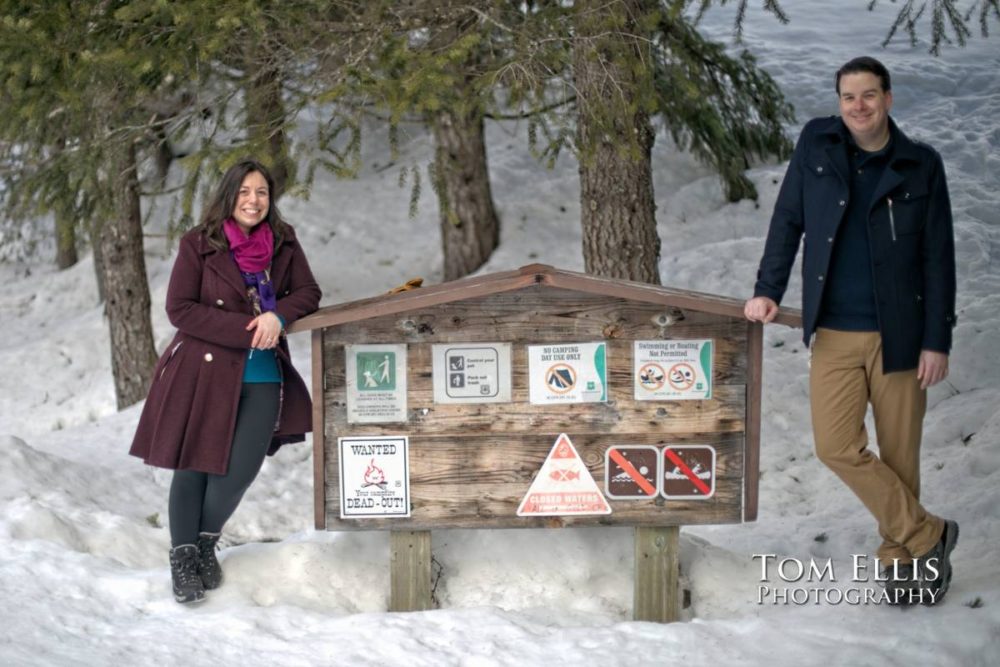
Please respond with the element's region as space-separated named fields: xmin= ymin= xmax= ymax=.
xmin=838 ymin=71 xmax=892 ymax=144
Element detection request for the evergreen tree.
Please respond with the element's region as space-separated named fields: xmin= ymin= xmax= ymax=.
xmin=0 ymin=1 xmax=188 ymax=408
xmin=564 ymin=0 xmax=792 ymax=283
xmin=328 ymin=1 xmax=505 ymax=280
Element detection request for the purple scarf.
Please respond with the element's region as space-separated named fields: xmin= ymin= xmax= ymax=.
xmin=223 ymin=219 xmax=276 ymax=313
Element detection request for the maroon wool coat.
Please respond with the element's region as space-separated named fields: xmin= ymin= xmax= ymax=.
xmin=129 ymin=225 xmax=321 ymax=474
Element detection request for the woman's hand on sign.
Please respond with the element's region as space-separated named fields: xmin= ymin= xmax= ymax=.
xmin=247 ymin=311 xmax=282 ymax=349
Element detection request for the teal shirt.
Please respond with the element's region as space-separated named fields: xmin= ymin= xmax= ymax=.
xmin=242 ymin=314 xmax=285 ymax=384
xmin=243 ymin=349 xmax=281 ymax=383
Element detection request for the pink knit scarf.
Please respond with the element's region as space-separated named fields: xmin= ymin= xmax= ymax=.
xmin=223 ymin=218 xmax=273 ymax=272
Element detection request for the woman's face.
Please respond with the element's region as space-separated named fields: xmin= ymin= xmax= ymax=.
xmin=232 ymin=170 xmax=270 ymax=234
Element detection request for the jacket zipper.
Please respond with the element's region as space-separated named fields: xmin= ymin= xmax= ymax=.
xmin=887 ymin=197 xmax=896 ymax=242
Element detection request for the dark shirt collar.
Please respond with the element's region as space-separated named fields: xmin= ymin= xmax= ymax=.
xmin=819 ymin=115 xmax=922 ymax=164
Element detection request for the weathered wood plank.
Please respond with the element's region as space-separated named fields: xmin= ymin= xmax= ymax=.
xmin=323 ymin=433 xmax=742 ymax=530
xmin=312 ymin=328 xmax=326 ymax=530
xmin=323 ymin=336 xmax=746 ymax=437
xmin=325 ymin=384 xmax=745 ymax=437
xmin=321 ymin=286 xmax=747 ymax=346
xmin=390 ymin=530 xmax=433 ymax=612
xmin=329 ymin=334 xmax=747 ymax=385
xmin=634 ymin=526 xmax=680 ymax=622
xmin=745 ymin=321 xmax=763 ymax=522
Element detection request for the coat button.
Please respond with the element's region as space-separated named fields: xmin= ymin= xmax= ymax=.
xmin=827 ymin=237 xmax=834 ymax=243
xmin=839 ymin=200 xmax=846 ymax=206
xmin=818 ymin=275 xmax=824 ymax=281
xmin=204 ymin=353 xmax=213 ymax=362
xmin=816 ymin=166 xmax=823 ymax=173
xmin=216 ymin=299 xmax=224 ymax=307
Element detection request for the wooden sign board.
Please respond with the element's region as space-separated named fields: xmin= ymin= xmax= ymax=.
xmin=288 ymin=265 xmax=803 ymax=621
xmin=291 ymin=266 xmax=774 ymax=532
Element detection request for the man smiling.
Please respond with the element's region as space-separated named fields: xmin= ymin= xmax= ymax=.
xmin=744 ymin=56 xmax=959 ymax=605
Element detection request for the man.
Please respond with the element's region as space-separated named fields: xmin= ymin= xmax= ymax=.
xmin=744 ymin=56 xmax=958 ymax=605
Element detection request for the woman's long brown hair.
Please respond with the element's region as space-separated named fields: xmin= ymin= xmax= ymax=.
xmin=198 ymin=159 xmax=291 ymax=253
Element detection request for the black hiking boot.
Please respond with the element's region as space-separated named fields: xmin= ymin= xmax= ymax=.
xmin=881 ymin=562 xmax=918 ymax=606
xmin=196 ymin=532 xmax=224 ymax=590
xmin=917 ymin=519 xmax=960 ymax=606
xmin=170 ymin=544 xmax=206 ymax=604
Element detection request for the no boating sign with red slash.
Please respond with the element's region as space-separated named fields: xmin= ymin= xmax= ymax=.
xmin=662 ymin=445 xmax=716 ymax=499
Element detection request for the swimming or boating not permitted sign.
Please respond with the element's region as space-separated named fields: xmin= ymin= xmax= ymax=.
xmin=339 ymin=435 xmax=411 ymax=518
xmin=634 ymin=340 xmax=713 ymax=401
xmin=517 ymin=433 xmax=612 ymax=516
xmin=527 ymin=342 xmax=607 ymax=405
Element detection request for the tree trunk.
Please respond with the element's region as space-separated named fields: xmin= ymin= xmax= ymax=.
xmin=98 ymin=139 xmax=158 ymax=409
xmin=432 ymin=110 xmax=500 ymax=281
xmin=54 ymin=208 xmax=78 ymax=270
xmin=53 ymin=136 xmax=78 ymax=270
xmin=245 ymin=54 xmax=291 ymax=199
xmin=574 ymin=0 xmax=661 ymax=285
xmin=89 ymin=218 xmax=106 ymax=303
xmin=153 ymin=125 xmax=174 ymax=191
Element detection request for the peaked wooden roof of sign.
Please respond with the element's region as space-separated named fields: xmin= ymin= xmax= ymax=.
xmin=287 ymin=264 xmax=803 ymax=333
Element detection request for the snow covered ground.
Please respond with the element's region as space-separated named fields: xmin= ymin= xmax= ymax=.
xmin=2 ymin=3 xmax=998 ymax=666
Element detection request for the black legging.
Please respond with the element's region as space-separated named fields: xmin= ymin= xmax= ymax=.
xmin=169 ymin=383 xmax=281 ymax=546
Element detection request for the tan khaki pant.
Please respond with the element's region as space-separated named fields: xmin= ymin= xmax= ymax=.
xmin=810 ymin=328 xmax=943 ymax=563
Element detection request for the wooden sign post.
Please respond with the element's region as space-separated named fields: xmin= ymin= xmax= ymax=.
xmin=289 ymin=265 xmax=800 ymax=622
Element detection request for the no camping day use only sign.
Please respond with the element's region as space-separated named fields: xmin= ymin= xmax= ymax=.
xmin=345 ymin=344 xmax=407 ymax=423
xmin=605 ymin=445 xmax=660 ymax=499
xmin=517 ymin=433 xmax=612 ymax=516
xmin=339 ymin=435 xmax=411 ymax=518
xmin=662 ymin=445 xmax=716 ymax=500
xmin=634 ymin=339 xmax=713 ymax=401
xmin=431 ymin=343 xmax=512 ymax=404
xmin=528 ymin=342 xmax=607 ymax=405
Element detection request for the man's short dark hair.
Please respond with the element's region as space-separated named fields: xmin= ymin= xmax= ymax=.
xmin=836 ymin=57 xmax=891 ymax=95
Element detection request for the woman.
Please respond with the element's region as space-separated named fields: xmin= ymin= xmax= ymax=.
xmin=130 ymin=160 xmax=321 ymax=603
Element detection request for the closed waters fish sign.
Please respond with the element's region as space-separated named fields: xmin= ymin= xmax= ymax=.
xmin=517 ymin=433 xmax=611 ymax=516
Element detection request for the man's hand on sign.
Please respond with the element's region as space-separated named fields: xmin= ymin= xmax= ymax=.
xmin=744 ymin=296 xmax=779 ymax=323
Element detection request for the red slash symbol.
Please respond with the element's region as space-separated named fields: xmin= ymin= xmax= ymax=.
xmin=608 ymin=448 xmax=656 ymax=496
xmin=664 ymin=448 xmax=711 ymax=495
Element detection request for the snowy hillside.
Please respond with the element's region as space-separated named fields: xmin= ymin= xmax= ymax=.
xmin=1 ymin=2 xmax=998 ymax=666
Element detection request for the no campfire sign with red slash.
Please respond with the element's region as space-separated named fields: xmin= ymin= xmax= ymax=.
xmin=662 ymin=445 xmax=716 ymax=500
xmin=604 ymin=446 xmax=660 ymax=499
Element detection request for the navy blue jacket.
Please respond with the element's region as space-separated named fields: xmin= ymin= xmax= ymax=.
xmin=754 ymin=116 xmax=956 ymax=372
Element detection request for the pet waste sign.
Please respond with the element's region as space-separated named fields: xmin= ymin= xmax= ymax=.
xmin=339 ymin=436 xmax=411 ymax=518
